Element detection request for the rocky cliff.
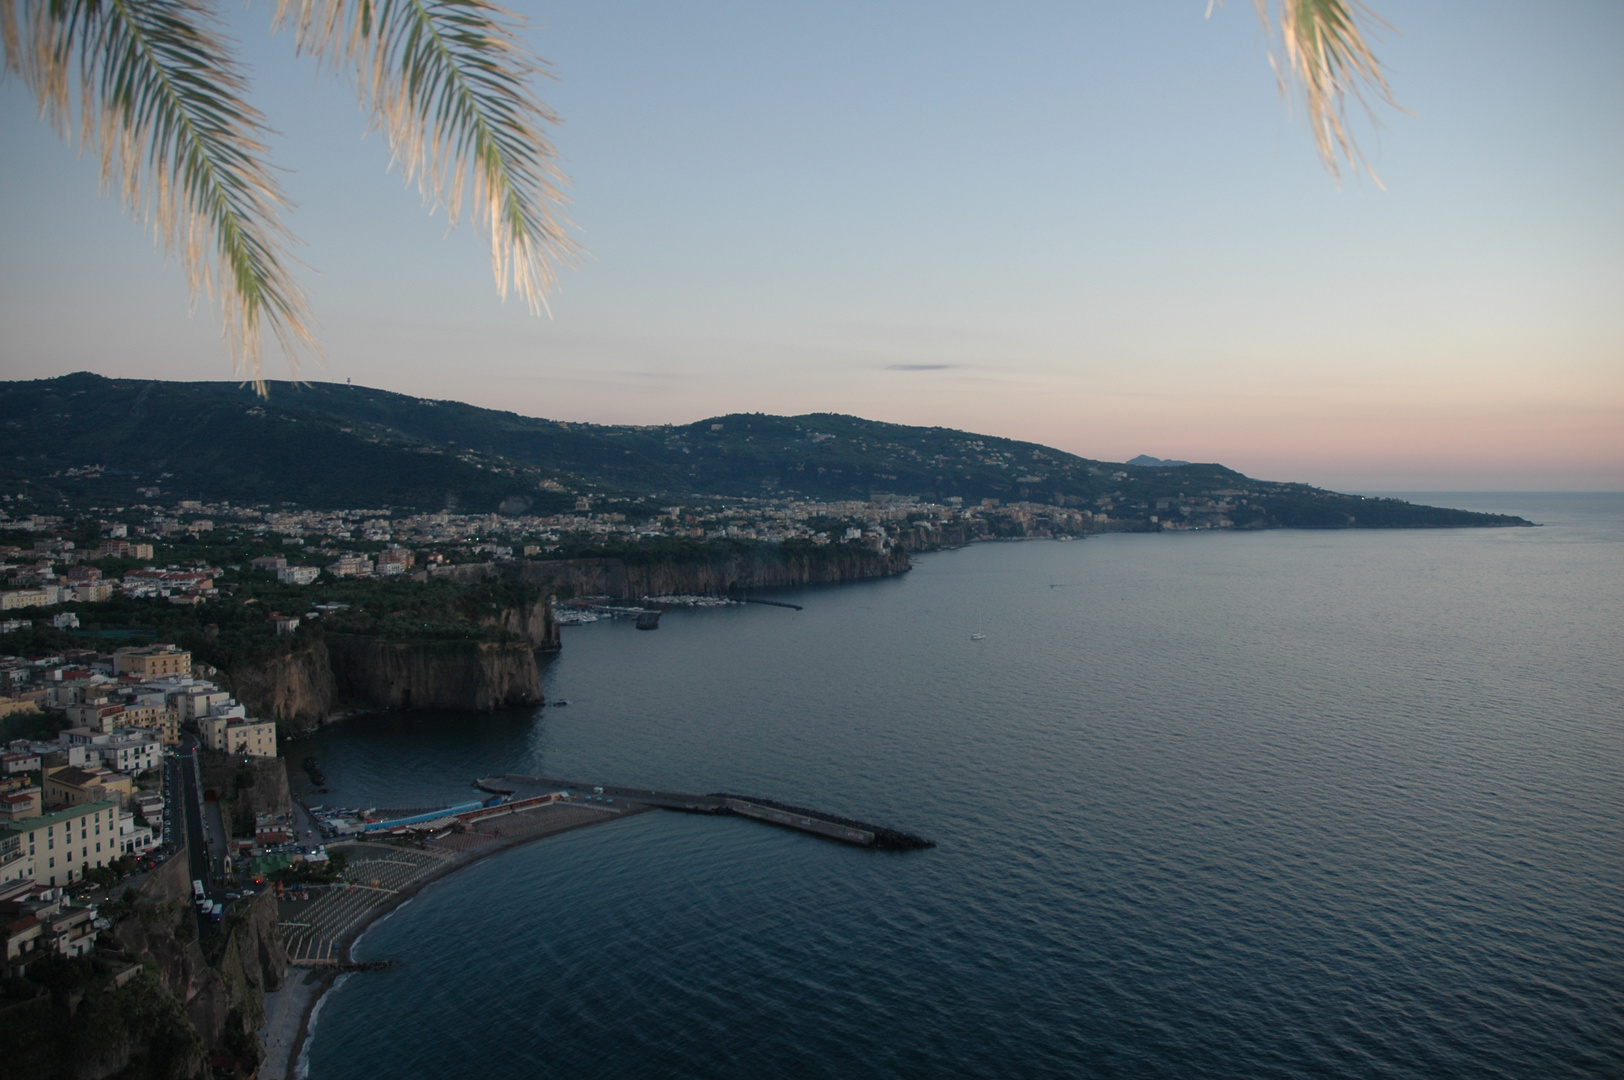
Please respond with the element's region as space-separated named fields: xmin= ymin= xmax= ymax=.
xmin=324 ymin=636 xmax=543 ymax=712
xmin=183 ymin=889 xmax=288 ymax=1053
xmin=9 ymin=846 xmax=294 ymax=1080
xmin=226 ymin=602 xmax=552 ymax=731
xmin=519 ymin=546 xmax=911 ymax=599
xmin=475 ymin=592 xmax=560 ymax=652
xmin=120 ymin=849 xmax=287 ymax=1047
xmin=224 ymin=641 xmax=336 ymax=730
xmin=894 ymin=523 xmax=972 ymax=551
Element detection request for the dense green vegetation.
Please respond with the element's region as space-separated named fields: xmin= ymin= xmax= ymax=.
xmin=0 ymin=958 xmax=205 ymax=1080
xmin=0 ymin=571 xmax=548 ymax=672
xmin=0 ymin=373 xmax=580 ymax=512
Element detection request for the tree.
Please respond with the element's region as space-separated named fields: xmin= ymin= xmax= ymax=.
xmin=1238 ymin=0 xmax=1398 ymax=181
xmin=1 ymin=1 xmax=1395 ymax=386
xmin=1 ymin=0 xmax=576 ymax=387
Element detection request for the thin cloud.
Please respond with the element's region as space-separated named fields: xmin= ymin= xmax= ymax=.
xmin=885 ymin=363 xmax=955 ymax=371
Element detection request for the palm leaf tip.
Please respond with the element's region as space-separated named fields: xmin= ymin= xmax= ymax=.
xmin=1244 ymin=0 xmax=1400 ymax=183
xmin=3 ymin=0 xmax=316 ymax=389
xmin=279 ymin=0 xmax=579 ymax=315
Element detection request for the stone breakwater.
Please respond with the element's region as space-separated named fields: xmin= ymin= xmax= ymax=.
xmin=707 ymin=793 xmax=936 ymax=851
xmin=476 ymin=774 xmax=935 ymax=851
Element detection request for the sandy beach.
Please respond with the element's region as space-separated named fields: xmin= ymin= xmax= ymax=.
xmin=259 ymin=799 xmax=651 ymax=1080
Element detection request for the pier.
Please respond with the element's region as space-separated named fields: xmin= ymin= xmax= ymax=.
xmin=475 ymin=774 xmax=934 ymax=850
xmin=738 ymin=597 xmax=804 ymax=611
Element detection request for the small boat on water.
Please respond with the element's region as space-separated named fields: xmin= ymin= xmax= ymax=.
xmin=970 ymin=631 xmax=987 ymax=641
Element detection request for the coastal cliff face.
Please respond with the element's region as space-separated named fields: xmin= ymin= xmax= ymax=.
xmin=42 ymin=847 xmax=289 ymax=1079
xmin=121 ymin=849 xmax=287 ymax=1045
xmin=477 ymin=593 xmax=560 ymax=652
xmin=225 ymin=641 xmax=336 ymax=729
xmin=226 ymin=603 xmax=551 ymax=730
xmin=894 ymin=523 xmax=972 ymax=551
xmin=520 ymin=547 xmax=911 ymax=599
xmin=183 ymin=889 xmax=288 ymax=1052
xmin=325 ymin=636 xmax=543 ymax=711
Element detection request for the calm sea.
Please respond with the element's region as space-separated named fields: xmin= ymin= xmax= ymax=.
xmin=300 ymin=493 xmax=1622 ymax=1079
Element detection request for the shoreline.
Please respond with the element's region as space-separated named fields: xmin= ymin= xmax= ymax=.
xmin=263 ymin=802 xmax=651 ymax=1080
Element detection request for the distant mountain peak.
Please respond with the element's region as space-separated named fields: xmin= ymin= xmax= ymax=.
xmin=1127 ymin=454 xmax=1190 ymax=467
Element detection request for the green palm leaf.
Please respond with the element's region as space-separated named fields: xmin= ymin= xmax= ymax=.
xmin=1247 ymin=0 xmax=1400 ymax=183
xmin=276 ymin=0 xmax=578 ymax=314
xmin=2 ymin=0 xmax=315 ymax=387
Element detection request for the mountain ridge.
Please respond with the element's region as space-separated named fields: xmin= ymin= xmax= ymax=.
xmin=0 ymin=373 xmax=1532 ymax=530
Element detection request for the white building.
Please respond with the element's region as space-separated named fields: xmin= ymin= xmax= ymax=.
xmin=2 ymin=752 xmax=40 ymax=775
xmin=119 ymin=817 xmax=156 ymax=855
xmin=174 ymin=689 xmax=232 ymax=721
xmin=95 ymin=733 xmax=160 ymax=775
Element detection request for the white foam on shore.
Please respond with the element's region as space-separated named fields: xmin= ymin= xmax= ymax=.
xmin=348 ymin=895 xmax=413 ymax=962
xmin=293 ymin=972 xmax=350 ymax=1080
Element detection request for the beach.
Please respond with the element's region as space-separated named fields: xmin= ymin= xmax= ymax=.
xmin=259 ymin=798 xmax=652 ymax=1080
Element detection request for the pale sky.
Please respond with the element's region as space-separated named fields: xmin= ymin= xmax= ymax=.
xmin=2 ymin=1 xmax=1620 ymax=490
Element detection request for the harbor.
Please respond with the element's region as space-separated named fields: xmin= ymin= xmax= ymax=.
xmin=258 ymin=769 xmax=928 ymax=1077
xmin=277 ymin=773 xmax=930 ymax=965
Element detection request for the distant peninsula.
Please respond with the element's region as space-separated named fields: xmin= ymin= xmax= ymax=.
xmin=0 ymin=373 xmax=1532 ymax=533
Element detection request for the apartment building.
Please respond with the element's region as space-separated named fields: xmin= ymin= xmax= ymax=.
xmin=43 ymin=766 xmax=133 ymax=809
xmin=112 ymin=645 xmax=192 ymax=679
xmin=198 ymin=715 xmax=277 ymax=758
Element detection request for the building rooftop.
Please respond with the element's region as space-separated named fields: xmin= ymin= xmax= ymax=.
xmin=45 ymin=766 xmax=110 ymax=787
xmin=1 ymin=800 xmax=118 ymax=834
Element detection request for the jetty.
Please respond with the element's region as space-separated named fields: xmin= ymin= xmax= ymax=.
xmin=739 ymin=597 xmax=803 ymax=611
xmin=475 ymin=774 xmax=934 ymax=851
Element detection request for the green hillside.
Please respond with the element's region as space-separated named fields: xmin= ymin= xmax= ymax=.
xmin=0 ymin=373 xmax=1531 ymax=529
xmin=0 ymin=373 xmax=577 ymax=513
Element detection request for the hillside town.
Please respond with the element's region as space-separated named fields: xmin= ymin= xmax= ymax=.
xmin=0 ymin=485 xmax=1236 ymax=1036
xmin=1 ymin=643 xmax=276 ymax=904
xmin=0 ymin=485 xmax=1230 ymax=610
xmin=0 ymin=636 xmax=304 ymax=1078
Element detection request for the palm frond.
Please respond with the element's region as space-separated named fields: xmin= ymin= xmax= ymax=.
xmin=276 ymin=0 xmax=577 ymax=314
xmin=1251 ymin=0 xmax=1399 ymax=183
xmin=1 ymin=0 xmax=314 ymax=389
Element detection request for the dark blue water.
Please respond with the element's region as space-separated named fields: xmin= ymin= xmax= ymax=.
xmin=302 ymin=493 xmax=1623 ymax=1079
